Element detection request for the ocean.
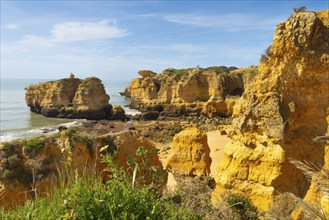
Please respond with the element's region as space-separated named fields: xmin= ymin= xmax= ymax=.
xmin=0 ymin=78 xmax=139 ymax=142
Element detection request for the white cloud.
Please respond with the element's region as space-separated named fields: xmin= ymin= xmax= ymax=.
xmin=163 ymin=13 xmax=284 ymax=31
xmin=20 ymin=20 xmax=129 ymax=45
xmin=5 ymin=24 xmax=19 ymax=30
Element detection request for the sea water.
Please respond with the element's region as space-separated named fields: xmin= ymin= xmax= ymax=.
xmin=0 ymin=79 xmax=139 ymax=142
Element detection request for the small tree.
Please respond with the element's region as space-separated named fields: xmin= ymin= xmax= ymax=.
xmin=25 ymin=155 xmax=45 ymax=199
xmin=293 ymin=6 xmax=307 ymax=13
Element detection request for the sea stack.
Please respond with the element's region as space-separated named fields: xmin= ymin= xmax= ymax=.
xmin=25 ymin=75 xmax=123 ymax=120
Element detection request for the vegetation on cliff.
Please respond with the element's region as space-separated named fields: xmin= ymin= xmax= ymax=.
xmin=0 ymin=140 xmax=259 ymax=219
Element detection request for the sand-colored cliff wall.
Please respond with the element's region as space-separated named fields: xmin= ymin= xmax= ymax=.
xmin=212 ymin=10 xmax=329 ymax=211
xmin=25 ymin=76 xmax=121 ymax=120
xmin=123 ymin=66 xmax=253 ymax=117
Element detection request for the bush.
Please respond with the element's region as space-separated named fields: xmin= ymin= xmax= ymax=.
xmin=210 ymin=66 xmax=229 ymax=73
xmin=293 ymin=6 xmax=307 ymax=13
xmin=22 ymin=138 xmax=45 ymax=154
xmin=222 ymin=192 xmax=258 ymax=220
xmin=164 ymin=177 xmax=221 ymax=219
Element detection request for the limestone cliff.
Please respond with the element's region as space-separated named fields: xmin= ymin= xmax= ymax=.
xmin=25 ymin=76 xmax=124 ymax=120
xmin=212 ymin=10 xmax=329 ymax=211
xmin=166 ymin=127 xmax=211 ymax=177
xmin=0 ymin=130 xmax=164 ymax=209
xmin=295 ymin=113 xmax=329 ymax=218
xmin=123 ymin=66 xmax=252 ymax=117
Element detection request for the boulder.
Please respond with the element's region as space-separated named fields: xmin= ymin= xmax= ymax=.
xmin=138 ymin=70 xmax=156 ymax=78
xmin=141 ymin=111 xmax=159 ymax=120
xmin=110 ymin=105 xmax=126 ymax=121
xmin=166 ymin=127 xmax=211 ymax=177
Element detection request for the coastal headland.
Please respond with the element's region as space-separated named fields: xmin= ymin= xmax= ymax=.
xmin=0 ymin=9 xmax=328 ymax=219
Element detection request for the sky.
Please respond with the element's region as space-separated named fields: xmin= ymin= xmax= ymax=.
xmin=1 ymin=0 xmax=327 ymax=80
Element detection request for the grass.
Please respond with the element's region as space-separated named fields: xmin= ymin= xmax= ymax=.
xmin=222 ymin=192 xmax=258 ymax=220
xmin=0 ymin=149 xmax=199 ymax=220
xmin=0 ymin=133 xmax=262 ymax=219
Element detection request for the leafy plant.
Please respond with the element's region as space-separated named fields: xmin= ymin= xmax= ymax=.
xmin=222 ymin=192 xmax=258 ymax=220
xmin=22 ymin=138 xmax=45 ymax=154
xmin=289 ymin=158 xmax=329 ymax=220
xmin=127 ymin=147 xmax=168 ymax=192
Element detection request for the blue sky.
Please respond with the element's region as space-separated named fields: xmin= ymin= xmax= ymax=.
xmin=1 ymin=1 xmax=327 ymax=80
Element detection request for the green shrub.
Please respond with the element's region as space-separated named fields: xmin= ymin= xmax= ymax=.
xmin=22 ymin=138 xmax=45 ymax=154
xmin=1 ymin=169 xmax=13 ymax=179
xmin=1 ymin=142 xmax=16 ymax=154
xmin=293 ymin=6 xmax=307 ymax=13
xmin=206 ymin=66 xmax=229 ymax=74
xmin=222 ymin=192 xmax=258 ymax=220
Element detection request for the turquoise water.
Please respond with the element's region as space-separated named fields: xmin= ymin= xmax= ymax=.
xmin=0 ymin=78 xmax=137 ymax=142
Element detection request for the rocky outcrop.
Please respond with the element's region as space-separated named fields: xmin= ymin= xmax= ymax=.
xmin=166 ymin=127 xmax=211 ymax=177
xmin=0 ymin=130 xmax=164 ymax=209
xmin=138 ymin=70 xmax=157 ymax=78
xmin=110 ymin=105 xmax=126 ymax=121
xmin=294 ymin=112 xmax=329 ymax=218
xmin=212 ymin=10 xmax=329 ymax=211
xmin=25 ymin=76 xmax=123 ymax=120
xmin=123 ymin=66 xmax=251 ymax=117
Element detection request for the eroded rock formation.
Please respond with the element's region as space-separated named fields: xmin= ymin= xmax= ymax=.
xmin=0 ymin=130 xmax=164 ymax=209
xmin=212 ymin=10 xmax=329 ymax=210
xmin=123 ymin=66 xmax=252 ymax=117
xmin=25 ymin=76 xmax=123 ymax=120
xmin=166 ymin=127 xmax=211 ymax=177
xmin=294 ymin=112 xmax=329 ymax=218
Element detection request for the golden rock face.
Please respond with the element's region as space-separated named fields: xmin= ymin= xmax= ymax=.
xmin=124 ymin=67 xmax=248 ymax=117
xmin=166 ymin=127 xmax=212 ymax=177
xmin=25 ymin=77 xmax=112 ymax=119
xmin=212 ymin=10 xmax=329 ymax=211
